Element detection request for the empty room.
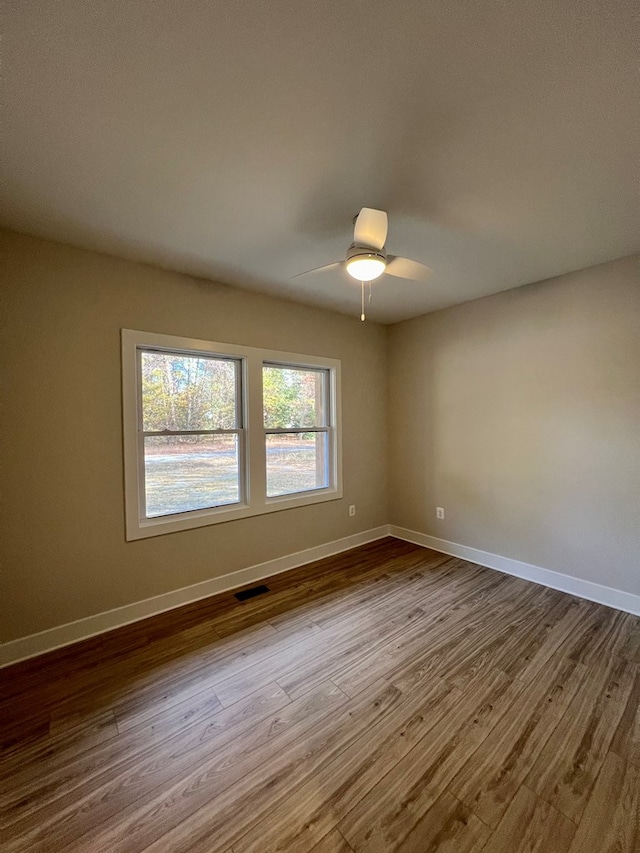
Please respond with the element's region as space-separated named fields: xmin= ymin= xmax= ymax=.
xmin=1 ymin=2 xmax=639 ymax=852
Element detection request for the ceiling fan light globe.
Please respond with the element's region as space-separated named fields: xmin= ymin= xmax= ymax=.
xmin=345 ymin=254 xmax=386 ymax=282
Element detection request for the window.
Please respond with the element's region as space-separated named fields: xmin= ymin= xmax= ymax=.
xmin=140 ymin=351 xmax=243 ymax=518
xmin=122 ymin=330 xmax=341 ymax=540
xmin=263 ymin=364 xmax=330 ymax=498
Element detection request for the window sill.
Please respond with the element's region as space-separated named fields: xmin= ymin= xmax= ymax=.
xmin=126 ymin=485 xmax=343 ymax=541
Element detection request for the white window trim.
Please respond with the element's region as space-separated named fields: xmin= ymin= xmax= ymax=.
xmin=122 ymin=329 xmax=342 ymax=541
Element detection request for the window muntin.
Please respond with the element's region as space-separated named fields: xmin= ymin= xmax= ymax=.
xmin=263 ymin=365 xmax=331 ymax=498
xmin=122 ymin=330 xmax=342 ymax=540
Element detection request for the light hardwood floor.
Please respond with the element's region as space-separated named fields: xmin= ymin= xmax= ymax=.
xmin=1 ymin=538 xmax=639 ymax=852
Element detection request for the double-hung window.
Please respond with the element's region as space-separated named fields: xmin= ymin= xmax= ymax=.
xmin=139 ymin=351 xmax=244 ymax=518
xmin=263 ymin=364 xmax=331 ymax=498
xmin=122 ymin=330 xmax=341 ymax=540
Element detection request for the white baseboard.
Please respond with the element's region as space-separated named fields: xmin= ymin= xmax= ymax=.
xmin=4 ymin=524 xmax=637 ymax=668
xmin=0 ymin=526 xmax=390 ymax=668
xmin=389 ymin=525 xmax=640 ymax=617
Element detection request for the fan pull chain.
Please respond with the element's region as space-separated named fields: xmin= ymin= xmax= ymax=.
xmin=360 ymin=281 xmax=375 ymax=321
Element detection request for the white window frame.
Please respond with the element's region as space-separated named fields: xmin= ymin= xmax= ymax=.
xmin=122 ymin=329 xmax=342 ymax=541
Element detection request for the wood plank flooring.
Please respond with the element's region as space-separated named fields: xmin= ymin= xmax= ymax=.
xmin=1 ymin=537 xmax=639 ymax=852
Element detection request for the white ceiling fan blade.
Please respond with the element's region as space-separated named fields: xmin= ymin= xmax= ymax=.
xmin=292 ymin=261 xmax=342 ymax=278
xmin=353 ymin=208 xmax=388 ymax=250
xmin=385 ymin=256 xmax=432 ymax=281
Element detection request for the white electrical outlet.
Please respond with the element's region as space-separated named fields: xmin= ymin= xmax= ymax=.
xmin=436 ymin=507 xmax=445 ymax=520
xmin=349 ymin=505 xmax=356 ymax=517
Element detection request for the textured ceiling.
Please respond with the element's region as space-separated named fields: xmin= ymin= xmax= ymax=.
xmin=1 ymin=0 xmax=638 ymax=323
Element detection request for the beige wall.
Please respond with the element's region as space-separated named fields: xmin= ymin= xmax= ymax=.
xmin=2 ymin=230 xmax=638 ymax=646
xmin=388 ymin=256 xmax=640 ymax=595
xmin=0 ymin=230 xmax=389 ymax=642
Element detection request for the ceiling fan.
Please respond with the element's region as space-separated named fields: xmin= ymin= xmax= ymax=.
xmin=293 ymin=208 xmax=432 ymax=320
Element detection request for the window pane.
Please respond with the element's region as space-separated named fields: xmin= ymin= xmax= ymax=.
xmin=144 ymin=435 xmax=240 ymax=517
xmin=141 ymin=351 xmax=239 ymax=432
xmin=263 ymin=365 xmax=328 ymax=429
xmin=266 ymin=432 xmax=328 ymax=497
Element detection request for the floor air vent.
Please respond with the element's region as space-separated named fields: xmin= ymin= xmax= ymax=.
xmin=234 ymin=584 xmax=270 ymax=602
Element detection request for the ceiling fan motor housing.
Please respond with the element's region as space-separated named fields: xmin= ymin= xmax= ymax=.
xmin=346 ymin=244 xmax=387 ymax=264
